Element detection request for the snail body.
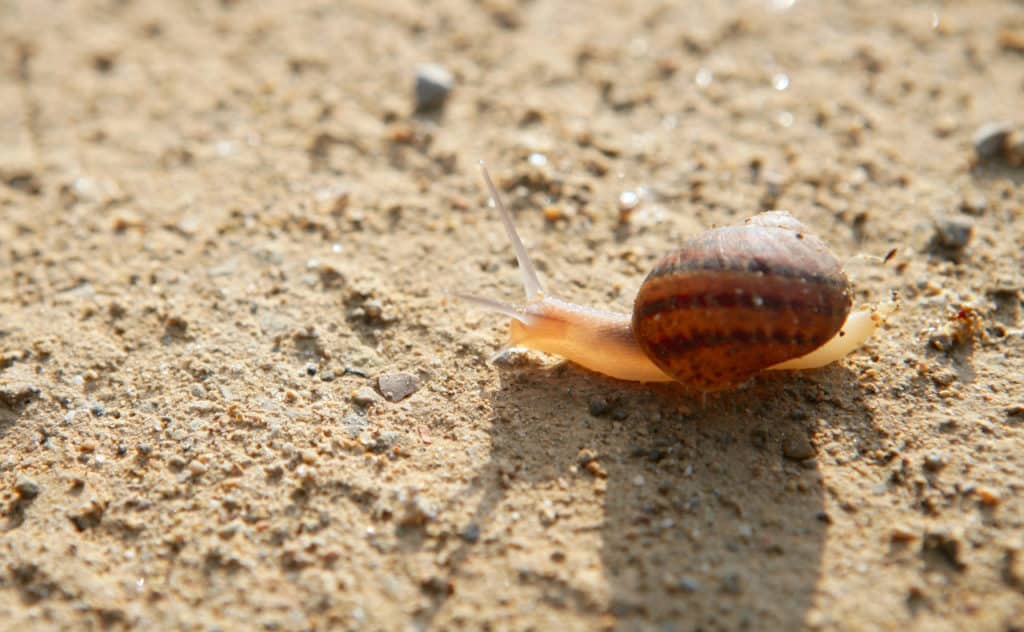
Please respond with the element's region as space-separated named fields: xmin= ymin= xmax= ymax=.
xmin=458 ymin=165 xmax=890 ymax=391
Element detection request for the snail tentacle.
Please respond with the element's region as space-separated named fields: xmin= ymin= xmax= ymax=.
xmin=479 ymin=162 xmax=544 ymax=302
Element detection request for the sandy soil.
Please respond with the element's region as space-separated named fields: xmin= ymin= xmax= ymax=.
xmin=2 ymin=1 xmax=1023 ymax=630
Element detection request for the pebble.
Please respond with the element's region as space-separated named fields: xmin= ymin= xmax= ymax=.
xmin=342 ymin=414 xmax=367 ymax=438
xmin=960 ymin=193 xmax=988 ymax=216
xmin=14 ymin=477 xmax=40 ymax=499
xmin=377 ymin=372 xmax=420 ymax=402
xmin=352 ymin=386 xmax=382 ymax=407
xmin=973 ymin=121 xmax=1013 ymax=160
xmin=922 ymin=452 xmax=947 ymax=472
xmin=588 ymin=396 xmax=612 ymax=417
xmin=782 ymin=432 xmax=816 ymax=461
xmin=0 ymin=381 xmax=40 ymax=408
xmin=720 ymin=572 xmax=744 ymax=594
xmin=461 ymin=522 xmax=481 ymax=543
xmin=677 ymin=576 xmax=699 ymax=593
xmin=933 ymin=215 xmax=973 ymax=250
xmin=414 ymin=64 xmax=453 ymax=111
xmin=923 ymin=529 xmax=966 ymax=571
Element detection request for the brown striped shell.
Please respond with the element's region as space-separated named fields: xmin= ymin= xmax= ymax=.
xmin=631 ymin=211 xmax=852 ymax=391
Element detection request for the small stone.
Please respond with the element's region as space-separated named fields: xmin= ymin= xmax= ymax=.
xmin=973 ymin=121 xmax=1013 ymax=160
xmin=352 ymin=386 xmax=382 ymax=407
xmin=677 ymin=576 xmax=699 ymax=593
xmin=14 ymin=477 xmax=40 ymax=499
xmin=342 ymin=414 xmax=368 ymax=438
xmin=414 ymin=64 xmax=453 ymax=111
xmin=0 ymin=381 xmax=40 ymax=408
xmin=782 ymin=432 xmax=816 ymax=461
xmin=960 ymin=193 xmax=988 ymax=216
xmin=588 ymin=396 xmax=612 ymax=417
xmin=720 ymin=572 xmax=744 ymax=594
xmin=461 ymin=522 xmax=481 ymax=543
xmin=305 ymin=364 xmax=318 ymax=376
xmin=974 ymin=486 xmax=1001 ymax=506
xmin=922 ymin=452 xmax=947 ymax=472
xmin=319 ymin=370 xmax=336 ymax=382
xmin=90 ymin=404 xmax=106 ymax=417
xmin=922 ymin=529 xmax=966 ymax=571
xmin=890 ymin=524 xmax=917 ymax=542
xmin=377 ymin=372 xmax=420 ymax=402
xmin=933 ymin=215 xmax=973 ymax=250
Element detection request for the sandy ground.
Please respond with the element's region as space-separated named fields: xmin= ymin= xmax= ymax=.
xmin=1 ymin=1 xmax=1023 ymax=630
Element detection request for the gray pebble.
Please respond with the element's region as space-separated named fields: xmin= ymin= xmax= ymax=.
xmin=342 ymin=414 xmax=367 ymax=438
xmin=782 ymin=432 xmax=816 ymax=461
xmin=14 ymin=477 xmax=40 ymax=499
xmin=353 ymin=386 xmax=382 ymax=407
xmin=973 ymin=121 xmax=1012 ymax=160
xmin=461 ymin=522 xmax=481 ymax=543
xmin=934 ymin=215 xmax=974 ymax=249
xmin=377 ymin=372 xmax=420 ymax=402
xmin=320 ymin=370 xmax=335 ymax=382
xmin=677 ymin=576 xmax=699 ymax=593
xmin=415 ymin=64 xmax=453 ymax=111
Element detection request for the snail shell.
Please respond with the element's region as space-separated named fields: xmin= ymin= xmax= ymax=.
xmin=632 ymin=212 xmax=852 ymax=390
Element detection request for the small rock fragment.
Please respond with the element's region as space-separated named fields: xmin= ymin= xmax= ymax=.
xmin=933 ymin=215 xmax=973 ymax=250
xmin=960 ymin=193 xmax=988 ymax=216
xmin=0 ymin=381 xmax=40 ymax=408
xmin=461 ymin=522 xmax=481 ymax=543
xmin=14 ymin=477 xmax=40 ymax=499
xmin=588 ymin=396 xmax=612 ymax=417
xmin=677 ymin=576 xmax=699 ymax=593
xmin=782 ymin=432 xmax=816 ymax=461
xmin=352 ymin=386 xmax=382 ymax=407
xmin=922 ymin=529 xmax=966 ymax=571
xmin=973 ymin=122 xmax=1013 ymax=161
xmin=720 ymin=572 xmax=744 ymax=594
xmin=414 ymin=64 xmax=453 ymax=111
xmin=890 ymin=524 xmax=917 ymax=542
xmin=342 ymin=414 xmax=368 ymax=438
xmin=922 ymin=452 xmax=947 ymax=472
xmin=377 ymin=372 xmax=420 ymax=402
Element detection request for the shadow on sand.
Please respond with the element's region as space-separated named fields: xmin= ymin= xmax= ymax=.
xmin=417 ymin=362 xmax=882 ymax=629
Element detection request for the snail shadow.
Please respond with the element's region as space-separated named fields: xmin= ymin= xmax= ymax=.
xmin=425 ymin=361 xmax=881 ymax=628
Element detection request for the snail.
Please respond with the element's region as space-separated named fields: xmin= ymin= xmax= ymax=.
xmin=456 ymin=165 xmax=893 ymax=391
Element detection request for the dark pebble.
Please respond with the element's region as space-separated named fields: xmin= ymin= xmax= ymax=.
xmin=588 ymin=396 xmax=612 ymax=417
xmin=973 ymin=121 xmax=1013 ymax=160
xmin=782 ymin=432 xmax=816 ymax=461
xmin=306 ymin=364 xmax=317 ymax=376
xmin=415 ymin=64 xmax=453 ymax=111
xmin=461 ymin=522 xmax=481 ymax=543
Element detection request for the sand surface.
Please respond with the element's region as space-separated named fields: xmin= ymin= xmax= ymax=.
xmin=2 ymin=1 xmax=1023 ymax=630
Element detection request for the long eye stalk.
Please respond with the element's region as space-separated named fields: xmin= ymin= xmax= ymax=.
xmin=479 ymin=162 xmax=544 ymax=302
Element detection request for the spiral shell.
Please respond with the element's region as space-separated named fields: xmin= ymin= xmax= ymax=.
xmin=631 ymin=211 xmax=852 ymax=390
